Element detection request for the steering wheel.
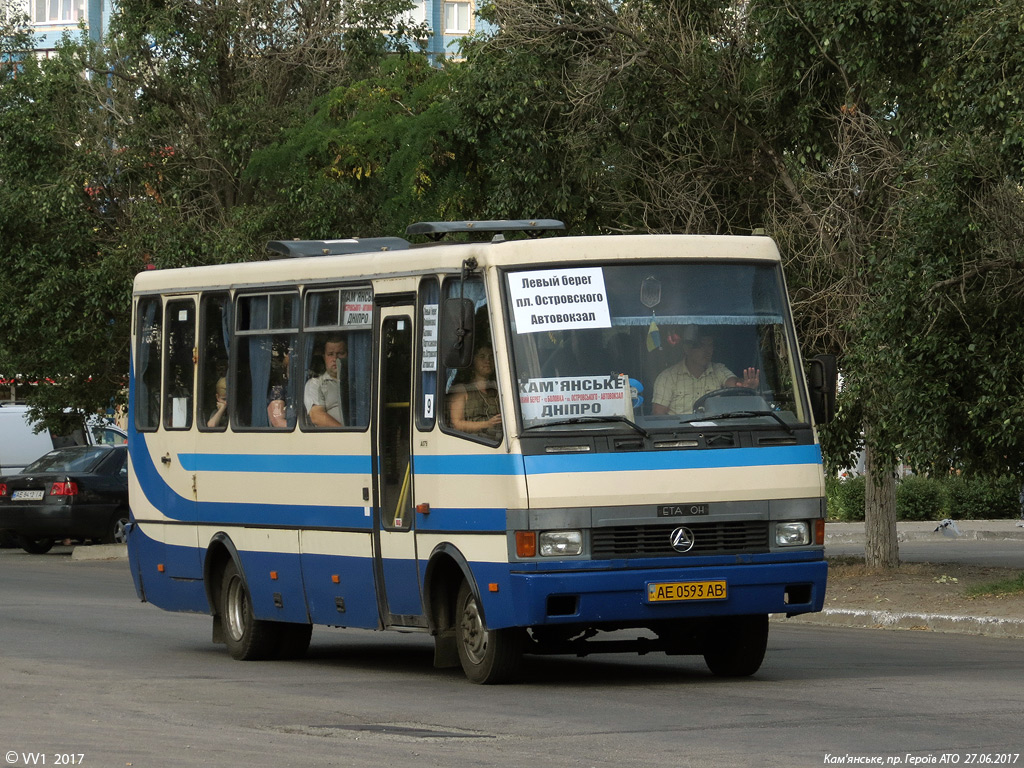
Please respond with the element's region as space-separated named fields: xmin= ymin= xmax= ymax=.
xmin=692 ymin=387 xmax=758 ymax=412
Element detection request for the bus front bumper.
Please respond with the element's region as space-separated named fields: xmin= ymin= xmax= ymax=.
xmin=494 ymin=559 xmax=827 ymax=629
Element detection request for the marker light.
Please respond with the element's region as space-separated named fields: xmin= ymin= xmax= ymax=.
xmin=515 ymin=531 xmax=536 ymax=558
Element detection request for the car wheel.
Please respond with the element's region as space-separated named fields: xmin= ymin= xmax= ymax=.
xmin=17 ymin=536 xmax=54 ymax=555
xmin=219 ymin=559 xmax=283 ymax=661
xmin=703 ymin=614 xmax=769 ymax=677
xmin=455 ymin=579 xmax=523 ymax=684
xmin=103 ymin=510 xmax=130 ymax=545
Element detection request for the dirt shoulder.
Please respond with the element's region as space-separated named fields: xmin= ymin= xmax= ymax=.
xmin=824 ymin=558 xmax=1024 ymax=621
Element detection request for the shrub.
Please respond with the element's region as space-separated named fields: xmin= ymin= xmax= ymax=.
xmin=945 ymin=475 xmax=1021 ymax=519
xmin=895 ymin=475 xmax=945 ymax=521
xmin=828 ymin=475 xmax=865 ymax=521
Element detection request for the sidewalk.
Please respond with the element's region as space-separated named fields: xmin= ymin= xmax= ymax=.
xmin=777 ymin=518 xmax=1024 ymax=639
xmin=825 ymin=518 xmax=1024 ymax=545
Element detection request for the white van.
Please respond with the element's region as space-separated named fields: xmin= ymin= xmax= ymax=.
xmin=0 ymin=404 xmax=127 ymax=474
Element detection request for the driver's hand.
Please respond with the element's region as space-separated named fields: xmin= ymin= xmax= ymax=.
xmin=740 ymin=368 xmax=760 ymax=388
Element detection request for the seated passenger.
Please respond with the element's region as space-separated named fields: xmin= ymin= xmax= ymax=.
xmin=448 ymin=345 xmax=502 ymax=439
xmin=267 ymin=344 xmax=294 ymax=429
xmin=207 ymin=377 xmax=228 ymax=427
xmin=304 ymin=336 xmax=347 ymax=427
xmin=651 ymin=330 xmax=759 ymax=415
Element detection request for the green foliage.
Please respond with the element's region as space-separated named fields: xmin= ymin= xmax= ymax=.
xmin=945 ymin=475 xmax=1021 ymax=520
xmin=895 ymin=475 xmax=945 ymax=522
xmin=828 ymin=475 xmax=866 ymax=521
xmin=966 ymin=572 xmax=1024 ymax=598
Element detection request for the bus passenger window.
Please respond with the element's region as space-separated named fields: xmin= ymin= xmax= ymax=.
xmin=163 ymin=299 xmax=196 ymax=430
xmin=301 ymin=286 xmax=372 ymax=430
xmin=199 ymin=293 xmax=230 ymax=430
xmin=235 ymin=292 xmax=299 ymax=430
xmin=441 ymin=278 xmax=501 ymax=443
xmin=135 ymin=296 xmax=162 ymax=431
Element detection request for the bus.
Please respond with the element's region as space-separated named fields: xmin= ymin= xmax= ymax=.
xmin=126 ymin=220 xmax=837 ymax=684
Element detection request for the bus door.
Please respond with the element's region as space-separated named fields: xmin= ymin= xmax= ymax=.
xmin=154 ymin=295 xmax=202 ymax=578
xmin=374 ymin=304 xmax=426 ymax=626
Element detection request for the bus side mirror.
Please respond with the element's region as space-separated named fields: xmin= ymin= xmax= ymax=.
xmin=808 ymin=354 xmax=837 ymax=424
xmin=442 ymin=298 xmax=476 ymax=368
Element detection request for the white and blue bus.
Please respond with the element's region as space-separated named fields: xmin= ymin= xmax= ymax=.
xmin=126 ymin=220 xmax=836 ymax=683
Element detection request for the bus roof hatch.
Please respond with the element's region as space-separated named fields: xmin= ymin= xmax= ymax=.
xmin=406 ymin=219 xmax=566 ymax=241
xmin=266 ymin=237 xmax=411 ymax=259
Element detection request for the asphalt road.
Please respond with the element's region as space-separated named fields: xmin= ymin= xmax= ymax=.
xmin=1 ymin=550 xmax=1022 ymax=768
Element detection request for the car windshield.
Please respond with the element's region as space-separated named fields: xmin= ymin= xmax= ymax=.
xmin=505 ymin=261 xmax=809 ymax=432
xmin=23 ymin=446 xmax=110 ymax=474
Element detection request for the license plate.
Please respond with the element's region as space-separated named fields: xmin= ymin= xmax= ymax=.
xmin=12 ymin=490 xmax=44 ymax=501
xmin=657 ymin=503 xmax=709 ymax=517
xmin=647 ymin=580 xmax=727 ymax=603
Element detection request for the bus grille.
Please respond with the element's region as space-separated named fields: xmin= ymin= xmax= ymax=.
xmin=590 ymin=521 xmax=770 ymax=558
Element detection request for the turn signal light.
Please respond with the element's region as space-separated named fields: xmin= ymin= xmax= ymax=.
xmin=815 ymin=518 xmax=826 ymax=546
xmin=50 ymin=481 xmax=79 ymax=496
xmin=515 ymin=531 xmax=536 ymax=558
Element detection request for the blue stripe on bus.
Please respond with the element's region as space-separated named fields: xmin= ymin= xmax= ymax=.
xmin=523 ymin=445 xmax=822 ymax=474
xmin=412 ymin=454 xmax=526 ymax=476
xmin=178 ymin=453 xmax=372 ymax=474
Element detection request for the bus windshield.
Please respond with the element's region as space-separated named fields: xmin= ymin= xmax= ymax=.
xmin=505 ymin=261 xmax=809 ymax=432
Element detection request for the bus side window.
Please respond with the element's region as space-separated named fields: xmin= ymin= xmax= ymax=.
xmin=163 ymin=299 xmax=196 ymax=430
xmin=235 ymin=292 xmax=299 ymax=430
xmin=441 ymin=277 xmax=502 ymax=444
xmin=199 ymin=293 xmax=230 ymax=431
xmin=301 ymin=286 xmax=372 ymax=430
xmin=135 ymin=296 xmax=162 ymax=431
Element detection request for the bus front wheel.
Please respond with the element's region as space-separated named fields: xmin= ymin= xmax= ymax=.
xmin=220 ymin=559 xmax=283 ymax=661
xmin=455 ymin=580 xmax=523 ymax=684
xmin=702 ymin=614 xmax=769 ymax=677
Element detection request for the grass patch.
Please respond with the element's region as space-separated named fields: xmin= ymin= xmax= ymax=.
xmin=966 ymin=572 xmax=1024 ymax=598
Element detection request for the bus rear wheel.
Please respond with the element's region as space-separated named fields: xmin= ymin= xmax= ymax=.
xmin=220 ymin=560 xmax=283 ymax=661
xmin=455 ymin=580 xmax=523 ymax=684
xmin=702 ymin=614 xmax=769 ymax=677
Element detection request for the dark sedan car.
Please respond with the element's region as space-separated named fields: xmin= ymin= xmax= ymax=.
xmin=0 ymin=445 xmax=129 ymax=554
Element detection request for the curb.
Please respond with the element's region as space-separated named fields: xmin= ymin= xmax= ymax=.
xmin=775 ymin=609 xmax=1024 ymax=639
xmin=71 ymin=544 xmax=128 ymax=561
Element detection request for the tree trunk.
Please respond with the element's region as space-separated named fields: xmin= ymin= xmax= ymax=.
xmin=863 ymin=439 xmax=899 ymax=569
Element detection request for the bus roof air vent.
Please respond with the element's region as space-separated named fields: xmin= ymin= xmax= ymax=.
xmin=406 ymin=219 xmax=566 ymax=242
xmin=266 ymin=237 xmax=411 ymax=259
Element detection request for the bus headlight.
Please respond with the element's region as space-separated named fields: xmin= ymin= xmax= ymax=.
xmin=775 ymin=521 xmax=811 ymax=547
xmin=539 ymin=530 xmax=583 ymax=557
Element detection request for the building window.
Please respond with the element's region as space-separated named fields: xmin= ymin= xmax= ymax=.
xmin=34 ymin=0 xmax=84 ymax=23
xmin=443 ymin=1 xmax=471 ymax=34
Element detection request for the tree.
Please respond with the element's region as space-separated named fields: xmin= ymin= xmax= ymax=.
xmin=0 ymin=0 xmax=424 ymax=427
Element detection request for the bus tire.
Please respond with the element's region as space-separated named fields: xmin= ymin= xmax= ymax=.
xmin=702 ymin=614 xmax=769 ymax=677
xmin=220 ymin=559 xmax=281 ymax=661
xmin=455 ymin=580 xmax=523 ymax=684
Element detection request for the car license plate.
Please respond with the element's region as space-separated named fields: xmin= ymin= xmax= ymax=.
xmin=12 ymin=490 xmax=44 ymax=501
xmin=657 ymin=503 xmax=709 ymax=517
xmin=647 ymin=580 xmax=727 ymax=603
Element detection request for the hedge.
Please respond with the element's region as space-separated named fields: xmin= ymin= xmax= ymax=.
xmin=826 ymin=474 xmax=1022 ymax=521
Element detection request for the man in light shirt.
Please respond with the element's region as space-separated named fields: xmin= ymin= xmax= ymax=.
xmin=651 ymin=330 xmax=759 ymax=415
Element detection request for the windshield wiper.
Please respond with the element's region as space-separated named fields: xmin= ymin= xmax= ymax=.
xmin=688 ymin=410 xmax=795 ymax=435
xmin=522 ymin=416 xmax=650 ymax=439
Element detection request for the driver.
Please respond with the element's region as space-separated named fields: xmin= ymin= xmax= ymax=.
xmin=651 ymin=329 xmax=759 ymax=415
